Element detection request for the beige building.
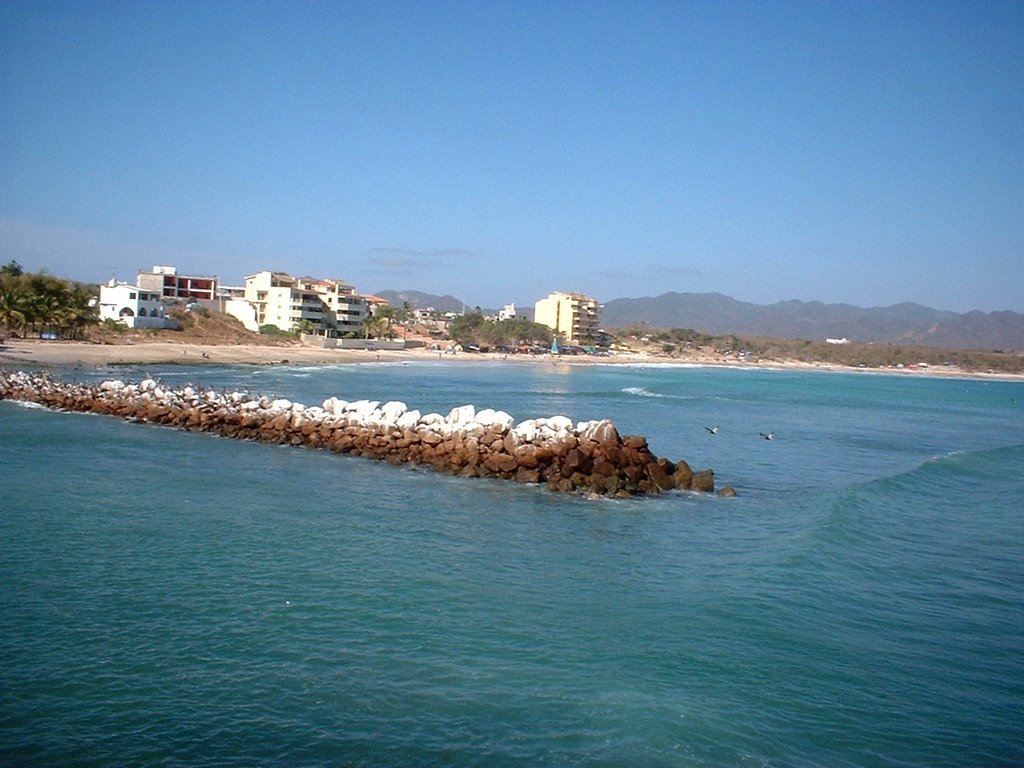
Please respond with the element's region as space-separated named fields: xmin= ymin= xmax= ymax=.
xmin=237 ymin=270 xmax=370 ymax=335
xmin=534 ymin=291 xmax=601 ymax=344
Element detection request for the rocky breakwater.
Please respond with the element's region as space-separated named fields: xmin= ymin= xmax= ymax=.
xmin=0 ymin=371 xmax=732 ymax=498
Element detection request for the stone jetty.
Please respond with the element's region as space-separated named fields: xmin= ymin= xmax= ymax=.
xmin=0 ymin=371 xmax=728 ymax=498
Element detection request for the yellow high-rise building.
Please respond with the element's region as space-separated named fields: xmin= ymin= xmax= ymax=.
xmin=534 ymin=291 xmax=601 ymax=344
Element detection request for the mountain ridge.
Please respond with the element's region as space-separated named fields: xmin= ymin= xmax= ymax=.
xmin=600 ymin=292 xmax=1023 ymax=350
xmin=376 ymin=289 xmax=1024 ymax=351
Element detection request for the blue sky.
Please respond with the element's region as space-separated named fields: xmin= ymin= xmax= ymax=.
xmin=2 ymin=1 xmax=1021 ymax=312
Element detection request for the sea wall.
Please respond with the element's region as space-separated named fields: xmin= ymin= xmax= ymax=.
xmin=0 ymin=371 xmax=728 ymax=498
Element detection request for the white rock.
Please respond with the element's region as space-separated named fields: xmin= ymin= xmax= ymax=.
xmin=475 ymin=408 xmax=513 ymax=430
xmin=447 ymin=404 xmax=476 ymax=425
xmin=546 ymin=415 xmax=573 ymax=433
xmin=491 ymin=410 xmax=514 ymax=430
xmin=344 ymin=399 xmax=380 ymax=414
xmin=396 ymin=410 xmax=421 ymax=428
xmin=380 ymin=401 xmax=407 ymax=421
xmin=514 ymin=419 xmax=538 ymax=442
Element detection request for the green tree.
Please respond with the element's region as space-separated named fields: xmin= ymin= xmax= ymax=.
xmin=396 ymin=301 xmax=413 ymax=325
xmin=447 ymin=310 xmax=486 ymax=342
xmin=447 ymin=313 xmax=553 ymax=347
xmin=0 ymin=270 xmax=97 ymax=339
xmin=0 ymin=280 xmax=29 ymax=337
xmin=1 ymin=260 xmax=24 ymax=277
xmin=361 ymin=315 xmax=391 ymax=340
xmin=55 ymin=283 xmax=98 ymax=339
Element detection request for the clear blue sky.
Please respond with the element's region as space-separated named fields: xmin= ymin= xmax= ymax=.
xmin=2 ymin=1 xmax=1021 ymax=312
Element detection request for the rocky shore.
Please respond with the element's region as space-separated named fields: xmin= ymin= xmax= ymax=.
xmin=0 ymin=370 xmax=731 ymax=499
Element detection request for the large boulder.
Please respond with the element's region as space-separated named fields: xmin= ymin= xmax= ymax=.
xmin=691 ymin=469 xmax=714 ymax=493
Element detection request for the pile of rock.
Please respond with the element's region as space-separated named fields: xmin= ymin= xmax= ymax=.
xmin=0 ymin=371 xmax=732 ymax=498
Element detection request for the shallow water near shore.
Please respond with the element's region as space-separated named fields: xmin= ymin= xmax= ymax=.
xmin=2 ymin=363 xmax=1023 ymax=766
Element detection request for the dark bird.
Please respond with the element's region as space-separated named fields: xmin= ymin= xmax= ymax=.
xmin=759 ymin=432 xmax=775 ymax=440
xmin=705 ymin=426 xmax=719 ymax=435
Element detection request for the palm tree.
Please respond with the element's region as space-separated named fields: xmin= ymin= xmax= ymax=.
xmin=361 ymin=315 xmax=389 ymax=340
xmin=0 ymin=281 xmax=28 ymax=338
xmin=60 ymin=284 xmax=99 ymax=339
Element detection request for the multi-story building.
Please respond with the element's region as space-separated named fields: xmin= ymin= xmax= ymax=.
xmin=137 ymin=266 xmax=218 ymax=302
xmin=300 ymin=277 xmax=371 ymax=335
xmin=533 ymin=291 xmax=601 ymax=344
xmin=97 ymin=279 xmax=177 ymax=329
xmin=240 ymin=270 xmax=370 ymax=336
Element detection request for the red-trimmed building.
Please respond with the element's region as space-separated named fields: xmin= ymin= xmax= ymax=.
xmin=137 ymin=266 xmax=218 ymax=302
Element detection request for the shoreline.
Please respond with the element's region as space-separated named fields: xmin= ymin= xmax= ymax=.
xmin=1 ymin=338 xmax=1022 ymax=382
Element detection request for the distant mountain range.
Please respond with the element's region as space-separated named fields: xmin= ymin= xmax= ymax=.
xmin=599 ymin=292 xmax=1024 ymax=350
xmin=375 ymin=290 xmax=473 ymax=315
xmin=378 ymin=289 xmax=1024 ymax=351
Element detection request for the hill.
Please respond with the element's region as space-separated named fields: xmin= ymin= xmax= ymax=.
xmin=375 ymin=290 xmax=470 ymax=314
xmin=600 ymin=293 xmax=1024 ymax=351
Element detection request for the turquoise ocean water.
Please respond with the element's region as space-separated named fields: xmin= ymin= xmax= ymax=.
xmin=2 ymin=362 xmax=1022 ymax=767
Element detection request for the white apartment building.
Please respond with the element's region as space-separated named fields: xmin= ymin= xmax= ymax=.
xmin=97 ymin=280 xmax=176 ymax=329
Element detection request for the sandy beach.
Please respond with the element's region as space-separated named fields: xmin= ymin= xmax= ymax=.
xmin=1 ymin=337 xmax=1020 ymax=381
xmin=0 ymin=338 xmax=660 ymax=368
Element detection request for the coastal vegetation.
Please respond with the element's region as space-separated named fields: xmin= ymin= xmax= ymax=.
xmin=614 ymin=325 xmax=1024 ymax=375
xmin=0 ymin=262 xmax=97 ymax=340
xmin=447 ymin=310 xmax=554 ymax=348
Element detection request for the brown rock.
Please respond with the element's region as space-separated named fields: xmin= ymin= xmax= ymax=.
xmin=420 ymin=430 xmax=442 ymax=445
xmin=675 ymin=460 xmax=693 ymax=490
xmin=622 ymin=435 xmax=647 ymax=450
xmin=645 ymin=462 xmax=676 ymax=491
xmin=514 ymin=444 xmax=539 ymax=468
xmin=514 ymin=467 xmax=541 ymax=484
xmin=591 ymin=420 xmax=620 ymax=449
xmin=691 ymin=469 xmax=714 ymax=493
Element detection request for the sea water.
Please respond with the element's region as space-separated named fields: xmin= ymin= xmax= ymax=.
xmin=1 ymin=362 xmax=1022 ymax=767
